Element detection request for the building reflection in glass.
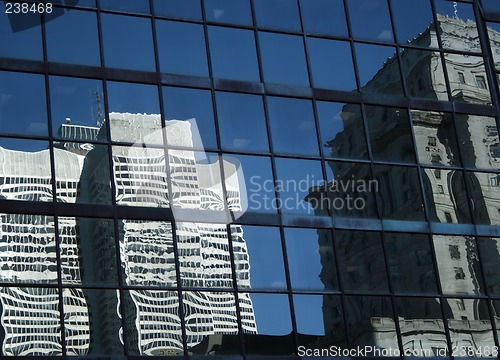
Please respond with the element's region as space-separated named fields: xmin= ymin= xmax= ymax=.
xmin=303 ymin=14 xmax=500 ymax=356
xmin=0 ymin=113 xmax=255 ymax=356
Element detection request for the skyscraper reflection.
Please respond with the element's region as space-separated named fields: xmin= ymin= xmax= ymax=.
xmin=0 ymin=114 xmax=256 ymax=355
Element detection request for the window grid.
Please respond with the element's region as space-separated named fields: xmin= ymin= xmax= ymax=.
xmin=0 ymin=0 xmax=499 ymax=357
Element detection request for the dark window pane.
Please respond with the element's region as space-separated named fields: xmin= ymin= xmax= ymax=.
xmin=293 ymin=294 xmax=347 ymax=348
xmin=336 ymin=230 xmax=389 ymax=292
xmin=385 ymin=233 xmax=438 ymax=294
xmin=153 ymin=0 xmax=202 ymax=19
xmin=355 ymin=43 xmax=403 ymax=95
xmin=301 ymin=0 xmax=348 ymax=37
xmin=50 ymin=76 xmax=105 ymax=140
xmin=204 ymin=0 xmax=252 ymax=25
xmin=0 ymin=4 xmax=42 ymax=60
xmin=423 ymin=169 xmax=472 ymax=224
xmin=412 ymin=111 xmax=460 ymax=166
xmin=208 ymin=26 xmax=260 ymax=82
xmin=59 ymin=217 xmax=117 ymax=285
xmin=374 ymin=165 xmax=425 ymax=221
xmin=101 ymin=14 xmax=155 ymax=71
xmin=326 ymin=161 xmax=378 ymax=218
xmin=445 ymin=54 xmax=492 ymax=105
xmin=225 ymin=154 xmax=276 ymax=214
xmin=348 ymin=0 xmax=393 ymax=43
xmin=435 ymin=0 xmax=480 ymax=51
xmin=107 ymin=82 xmax=161 ymax=145
xmin=401 ymin=49 xmax=448 ymax=100
xmin=391 ymin=0 xmax=435 ymax=47
xmin=285 ymin=227 xmax=338 ymax=291
xmin=259 ymin=32 xmax=309 ymax=86
xmin=163 ymin=87 xmax=217 ymax=150
xmin=365 ymin=105 xmax=415 ymax=163
xmin=46 ymin=9 xmax=100 ymax=66
xmin=344 ymin=296 xmax=398 ymax=349
xmin=483 ymin=0 xmax=500 ymax=13
xmin=232 ymin=225 xmax=286 ymax=290
xmin=275 ymin=157 xmax=324 ymax=215
xmin=156 ymin=20 xmax=208 ymax=77
xmin=317 ymin=102 xmax=368 ymax=160
xmin=0 ymin=71 xmax=47 ymax=136
xmin=308 ymin=38 xmax=356 ymax=91
xmin=434 ymin=235 xmax=484 ymax=295
xmin=100 ymin=0 xmax=150 ymax=14
xmin=67 ymin=289 xmax=123 ymax=355
xmin=478 ymin=237 xmax=500 ymax=296
xmin=267 ymin=97 xmax=318 ymax=156
xmin=254 ymin=0 xmax=301 ymax=32
xmin=216 ymin=92 xmax=268 ymax=152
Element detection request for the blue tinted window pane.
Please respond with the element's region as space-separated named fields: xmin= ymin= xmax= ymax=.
xmin=0 ymin=6 xmax=42 ymax=60
xmin=101 ymin=14 xmax=155 ymax=71
xmin=156 ymin=20 xmax=208 ymax=77
xmin=234 ymin=225 xmax=286 ymax=289
xmin=435 ymin=0 xmax=480 ymax=51
xmin=0 ymin=71 xmax=47 ymax=136
xmin=348 ymin=0 xmax=394 ymax=43
xmin=308 ymin=38 xmax=356 ymax=91
xmin=46 ymin=9 xmax=100 ymax=66
xmin=248 ymin=294 xmax=292 ymax=336
xmin=163 ymin=87 xmax=217 ymax=150
xmin=100 ymin=0 xmax=150 ymax=14
xmin=301 ymin=0 xmax=348 ymax=37
xmin=391 ymin=0 xmax=436 ymax=47
xmin=355 ymin=43 xmax=403 ymax=95
xmin=224 ymin=154 xmax=276 ymax=214
xmin=317 ymin=102 xmax=368 ymax=160
xmin=153 ymin=0 xmax=202 ymax=20
xmin=208 ymin=26 xmax=260 ymax=82
xmin=275 ymin=158 xmax=324 ymax=215
xmin=285 ymin=227 xmax=338 ymax=291
xmin=254 ymin=0 xmax=301 ymax=32
xmin=205 ymin=0 xmax=252 ymax=25
xmin=216 ymin=92 xmax=268 ymax=152
xmin=267 ymin=97 xmax=318 ymax=156
xmin=483 ymin=0 xmax=500 ymax=13
xmin=259 ymin=32 xmax=309 ymax=86
xmin=50 ymin=76 xmax=105 ymax=139
xmin=107 ymin=82 xmax=161 ymax=144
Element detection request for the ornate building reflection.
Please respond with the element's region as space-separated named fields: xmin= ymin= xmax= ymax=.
xmin=0 ymin=114 xmax=256 ymax=355
xmin=306 ymin=15 xmax=500 ymax=356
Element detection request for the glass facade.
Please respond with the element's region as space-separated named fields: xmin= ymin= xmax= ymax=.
xmin=0 ymin=0 xmax=500 ymax=358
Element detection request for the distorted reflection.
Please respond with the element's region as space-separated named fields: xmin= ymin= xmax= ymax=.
xmin=423 ymin=168 xmax=472 ymax=224
xmin=433 ymin=235 xmax=484 ymax=295
xmin=443 ymin=298 xmax=495 ymax=356
xmin=394 ymin=297 xmax=447 ymax=357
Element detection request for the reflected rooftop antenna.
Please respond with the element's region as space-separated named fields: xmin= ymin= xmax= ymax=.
xmin=453 ymin=1 xmax=458 ymax=19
